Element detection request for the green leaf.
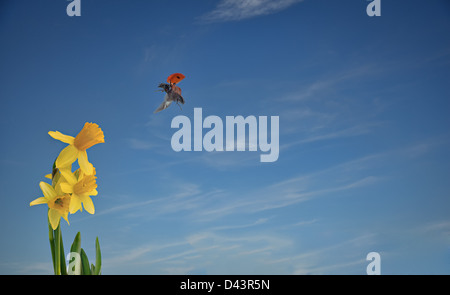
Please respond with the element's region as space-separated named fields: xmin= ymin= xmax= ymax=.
xmin=59 ymin=232 xmax=67 ymax=275
xmin=91 ymin=264 xmax=95 ymax=275
xmin=80 ymin=248 xmax=91 ymax=275
xmin=70 ymin=232 xmax=81 ymax=254
xmin=67 ymin=232 xmax=82 ymax=275
xmin=93 ymin=237 xmax=102 ymax=275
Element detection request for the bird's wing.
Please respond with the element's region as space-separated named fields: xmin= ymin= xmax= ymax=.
xmin=154 ymin=101 xmax=172 ymax=113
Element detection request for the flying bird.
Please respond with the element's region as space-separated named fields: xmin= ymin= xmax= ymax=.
xmin=154 ymin=73 xmax=186 ymax=113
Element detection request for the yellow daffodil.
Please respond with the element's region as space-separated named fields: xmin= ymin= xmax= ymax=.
xmin=59 ymin=168 xmax=98 ymax=214
xmin=30 ymin=182 xmax=71 ymax=230
xmin=48 ymin=122 xmax=104 ymax=175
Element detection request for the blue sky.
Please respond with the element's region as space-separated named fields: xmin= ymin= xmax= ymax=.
xmin=0 ymin=0 xmax=449 ymax=274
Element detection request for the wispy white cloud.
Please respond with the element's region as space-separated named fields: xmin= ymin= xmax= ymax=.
xmin=104 ymin=240 xmax=190 ymax=270
xmin=280 ymin=122 xmax=381 ymax=151
xmin=104 ymin=230 xmax=293 ymax=274
xmin=291 ymin=219 xmax=318 ymax=227
xmin=200 ymin=0 xmax=303 ymax=23
xmin=292 ymin=258 xmax=367 ymax=275
xmin=277 ymin=64 xmax=380 ymax=103
xmin=410 ymin=220 xmax=450 ymax=245
xmin=211 ymin=217 xmax=270 ymax=231
xmin=127 ymin=138 xmax=155 ymax=150
xmin=267 ymin=233 xmax=376 ymax=274
xmin=100 ymin=152 xmax=384 ymax=224
xmin=102 ymin=139 xmax=445 ymax=224
xmin=0 ymin=261 xmax=53 ymax=275
xmin=269 ymin=64 xmax=388 ymax=151
xmin=143 ymin=45 xmax=157 ymax=63
xmin=399 ymin=136 xmax=450 ymax=159
xmin=196 ymin=164 xmax=381 ymax=220
xmin=91 ymin=182 xmax=224 ymax=223
xmin=104 ymin=229 xmax=375 ymax=274
xmin=96 ymin=139 xmax=448 ymax=274
xmin=194 ymin=150 xmax=260 ymax=170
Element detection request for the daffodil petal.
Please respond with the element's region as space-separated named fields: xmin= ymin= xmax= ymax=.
xmin=54 ymin=182 xmax=64 ymax=196
xmin=79 ymin=195 xmax=95 ymax=214
xmin=45 ymin=174 xmax=52 ymax=179
xmin=59 ymin=168 xmax=77 ymax=185
xmin=78 ymin=150 xmax=93 ymax=175
xmin=62 ymin=212 xmax=70 ymax=225
xmin=48 ymin=131 xmax=75 ymax=144
xmin=60 ymin=182 xmax=74 ymax=194
xmin=48 ymin=209 xmax=61 ymax=230
xmin=39 ymin=182 xmax=57 ymax=200
xmin=56 ymin=145 xmax=79 ymax=169
xmin=91 ymin=189 xmax=98 ymax=196
xmin=30 ymin=197 xmax=47 ymax=206
xmin=69 ymin=195 xmax=82 ymax=214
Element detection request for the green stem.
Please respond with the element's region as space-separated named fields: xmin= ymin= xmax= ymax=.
xmin=48 ymin=213 xmax=56 ymax=275
xmin=54 ymin=224 xmax=61 ymax=275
